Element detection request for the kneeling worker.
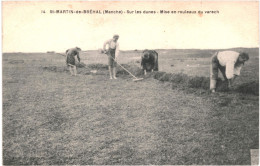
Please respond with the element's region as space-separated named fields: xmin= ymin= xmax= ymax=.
xmin=103 ymin=34 xmax=120 ymax=79
xmin=210 ymin=51 xmax=249 ymax=93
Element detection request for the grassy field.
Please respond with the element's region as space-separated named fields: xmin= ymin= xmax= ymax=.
xmin=2 ymin=48 xmax=259 ymax=165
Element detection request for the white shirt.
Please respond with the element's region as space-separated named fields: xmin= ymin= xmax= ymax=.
xmin=103 ymin=39 xmax=120 ymax=57
xmin=217 ymin=51 xmax=243 ymax=79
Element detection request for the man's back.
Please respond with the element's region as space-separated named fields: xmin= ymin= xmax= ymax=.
xmin=217 ymin=51 xmax=240 ymax=66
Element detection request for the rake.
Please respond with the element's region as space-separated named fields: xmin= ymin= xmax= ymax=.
xmin=101 ymin=50 xmax=144 ymax=82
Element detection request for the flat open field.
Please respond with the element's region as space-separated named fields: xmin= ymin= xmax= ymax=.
xmin=2 ymin=48 xmax=259 ymax=165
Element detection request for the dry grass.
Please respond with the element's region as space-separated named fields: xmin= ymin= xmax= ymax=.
xmin=2 ymin=49 xmax=258 ymax=165
xmin=236 ymin=81 xmax=259 ymax=95
xmin=43 ymin=60 xmax=258 ymax=96
xmin=148 ymin=71 xmax=254 ymax=95
xmin=87 ymin=63 xmax=107 ymax=70
xmin=44 ymin=60 xmax=258 ymax=96
xmin=76 ymin=62 xmax=87 ymax=68
xmin=43 ymin=66 xmax=68 ymax=73
xmin=8 ymin=60 xmax=25 ymax=64
xmin=116 ymin=64 xmax=143 ymax=77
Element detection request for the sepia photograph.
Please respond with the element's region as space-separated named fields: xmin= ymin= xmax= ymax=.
xmin=1 ymin=1 xmax=259 ymax=165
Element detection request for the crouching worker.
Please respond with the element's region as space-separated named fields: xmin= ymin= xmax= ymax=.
xmin=210 ymin=51 xmax=249 ymax=93
xmin=141 ymin=49 xmax=159 ymax=75
xmin=66 ymin=47 xmax=81 ymax=76
xmin=103 ymin=34 xmax=120 ymax=79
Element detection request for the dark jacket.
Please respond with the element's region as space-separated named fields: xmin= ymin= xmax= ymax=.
xmin=141 ymin=50 xmax=159 ymax=71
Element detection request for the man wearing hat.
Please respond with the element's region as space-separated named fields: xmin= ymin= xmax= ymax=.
xmin=103 ymin=35 xmax=120 ymax=79
xmin=210 ymin=50 xmax=249 ymax=93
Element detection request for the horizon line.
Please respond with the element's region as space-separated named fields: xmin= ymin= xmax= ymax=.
xmin=2 ymin=47 xmax=259 ymax=54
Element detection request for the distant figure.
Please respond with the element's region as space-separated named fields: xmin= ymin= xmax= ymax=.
xmin=66 ymin=47 xmax=81 ymax=76
xmin=210 ymin=51 xmax=249 ymax=93
xmin=141 ymin=49 xmax=159 ymax=75
xmin=103 ymin=34 xmax=120 ymax=79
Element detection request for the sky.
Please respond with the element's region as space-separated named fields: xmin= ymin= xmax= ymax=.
xmin=2 ymin=1 xmax=259 ymax=52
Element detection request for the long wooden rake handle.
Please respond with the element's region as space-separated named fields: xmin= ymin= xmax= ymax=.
xmin=108 ymin=54 xmax=139 ymax=79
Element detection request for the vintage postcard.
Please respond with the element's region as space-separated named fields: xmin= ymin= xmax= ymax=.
xmin=2 ymin=1 xmax=259 ymax=165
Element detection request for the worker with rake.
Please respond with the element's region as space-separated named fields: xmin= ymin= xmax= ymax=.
xmin=103 ymin=34 xmax=120 ymax=79
xmin=66 ymin=47 xmax=81 ymax=76
xmin=210 ymin=51 xmax=249 ymax=93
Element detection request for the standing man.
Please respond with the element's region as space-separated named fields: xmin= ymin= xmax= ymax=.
xmin=66 ymin=47 xmax=81 ymax=76
xmin=103 ymin=34 xmax=120 ymax=79
xmin=210 ymin=51 xmax=249 ymax=93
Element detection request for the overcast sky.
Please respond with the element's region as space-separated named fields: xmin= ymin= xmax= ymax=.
xmin=2 ymin=1 xmax=259 ymax=52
